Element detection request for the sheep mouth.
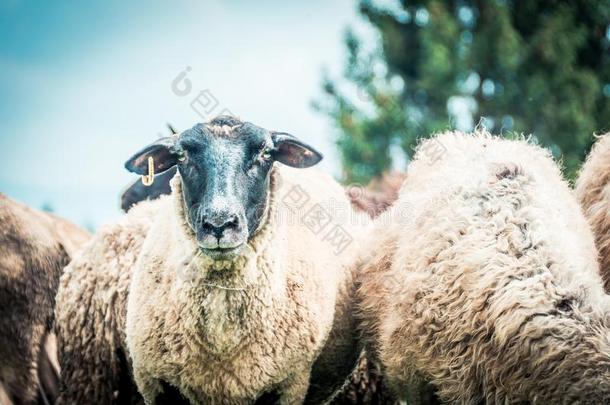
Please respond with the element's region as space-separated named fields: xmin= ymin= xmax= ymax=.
xmin=200 ymin=245 xmax=244 ymax=260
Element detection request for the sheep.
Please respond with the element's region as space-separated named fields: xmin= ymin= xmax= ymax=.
xmin=55 ymin=115 xmax=369 ymax=404
xmin=118 ymin=165 xmax=403 ymax=404
xmin=356 ymin=131 xmax=610 ymax=404
xmin=119 ymin=166 xmax=404 ymax=404
xmin=576 ymin=133 xmax=610 ymax=292
xmin=0 ymin=194 xmax=90 ymax=404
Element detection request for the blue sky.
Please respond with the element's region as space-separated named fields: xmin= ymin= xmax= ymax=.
xmin=0 ymin=0 xmax=373 ymax=229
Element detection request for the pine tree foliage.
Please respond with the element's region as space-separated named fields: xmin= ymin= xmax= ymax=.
xmin=316 ymin=0 xmax=610 ymax=183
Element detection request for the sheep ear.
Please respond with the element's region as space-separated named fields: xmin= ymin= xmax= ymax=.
xmin=271 ymin=132 xmax=323 ymax=168
xmin=124 ymin=137 xmax=180 ymax=175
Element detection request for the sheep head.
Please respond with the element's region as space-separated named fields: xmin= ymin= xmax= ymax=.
xmin=124 ymin=115 xmax=322 ymax=261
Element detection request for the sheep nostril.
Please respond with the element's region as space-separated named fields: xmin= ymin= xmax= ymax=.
xmin=226 ymin=215 xmax=239 ymax=229
xmin=202 ymin=215 xmax=240 ymax=239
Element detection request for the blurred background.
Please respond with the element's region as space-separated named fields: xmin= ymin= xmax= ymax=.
xmin=1 ymin=0 xmax=609 ymax=230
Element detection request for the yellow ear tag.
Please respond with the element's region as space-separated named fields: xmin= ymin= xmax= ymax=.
xmin=141 ymin=156 xmax=155 ymax=186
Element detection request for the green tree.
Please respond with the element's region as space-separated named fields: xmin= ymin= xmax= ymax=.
xmin=316 ymin=0 xmax=610 ymax=184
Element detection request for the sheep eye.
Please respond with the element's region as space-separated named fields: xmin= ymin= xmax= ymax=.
xmin=255 ymin=147 xmax=272 ymax=164
xmin=249 ymin=146 xmax=273 ymax=171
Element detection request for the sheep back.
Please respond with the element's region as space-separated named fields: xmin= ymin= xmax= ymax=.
xmin=0 ymin=194 xmax=89 ymax=404
xmin=358 ymin=131 xmax=610 ymax=404
xmin=576 ymin=133 xmax=610 ymax=292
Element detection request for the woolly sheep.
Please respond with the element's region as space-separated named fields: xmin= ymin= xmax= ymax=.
xmin=0 ymin=194 xmax=90 ymax=404
xmin=357 ymin=131 xmax=610 ymax=404
xmin=55 ymin=116 xmax=369 ymax=404
xmin=576 ymin=132 xmax=610 ymax=292
xmin=118 ymin=165 xmax=404 ymax=404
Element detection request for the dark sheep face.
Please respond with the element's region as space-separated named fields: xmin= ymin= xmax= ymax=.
xmin=124 ymin=115 xmax=322 ymax=260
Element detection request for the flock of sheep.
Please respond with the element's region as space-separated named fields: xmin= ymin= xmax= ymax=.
xmin=3 ymin=115 xmax=610 ymax=404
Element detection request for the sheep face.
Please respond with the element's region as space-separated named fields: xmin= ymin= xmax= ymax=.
xmin=125 ymin=115 xmax=322 ymax=261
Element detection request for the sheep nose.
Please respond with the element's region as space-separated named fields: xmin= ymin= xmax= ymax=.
xmin=202 ymin=214 xmax=240 ymax=239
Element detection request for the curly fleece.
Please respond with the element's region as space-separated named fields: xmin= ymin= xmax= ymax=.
xmin=576 ymin=133 xmax=610 ymax=292
xmin=357 ymin=131 xmax=610 ymax=404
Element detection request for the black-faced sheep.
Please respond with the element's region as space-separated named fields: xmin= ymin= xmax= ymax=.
xmin=357 ymin=131 xmax=610 ymax=404
xmin=55 ymin=115 xmax=369 ymax=404
xmin=117 ymin=164 xmax=404 ymax=404
xmin=0 ymin=194 xmax=90 ymax=404
xmin=576 ymin=133 xmax=610 ymax=292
